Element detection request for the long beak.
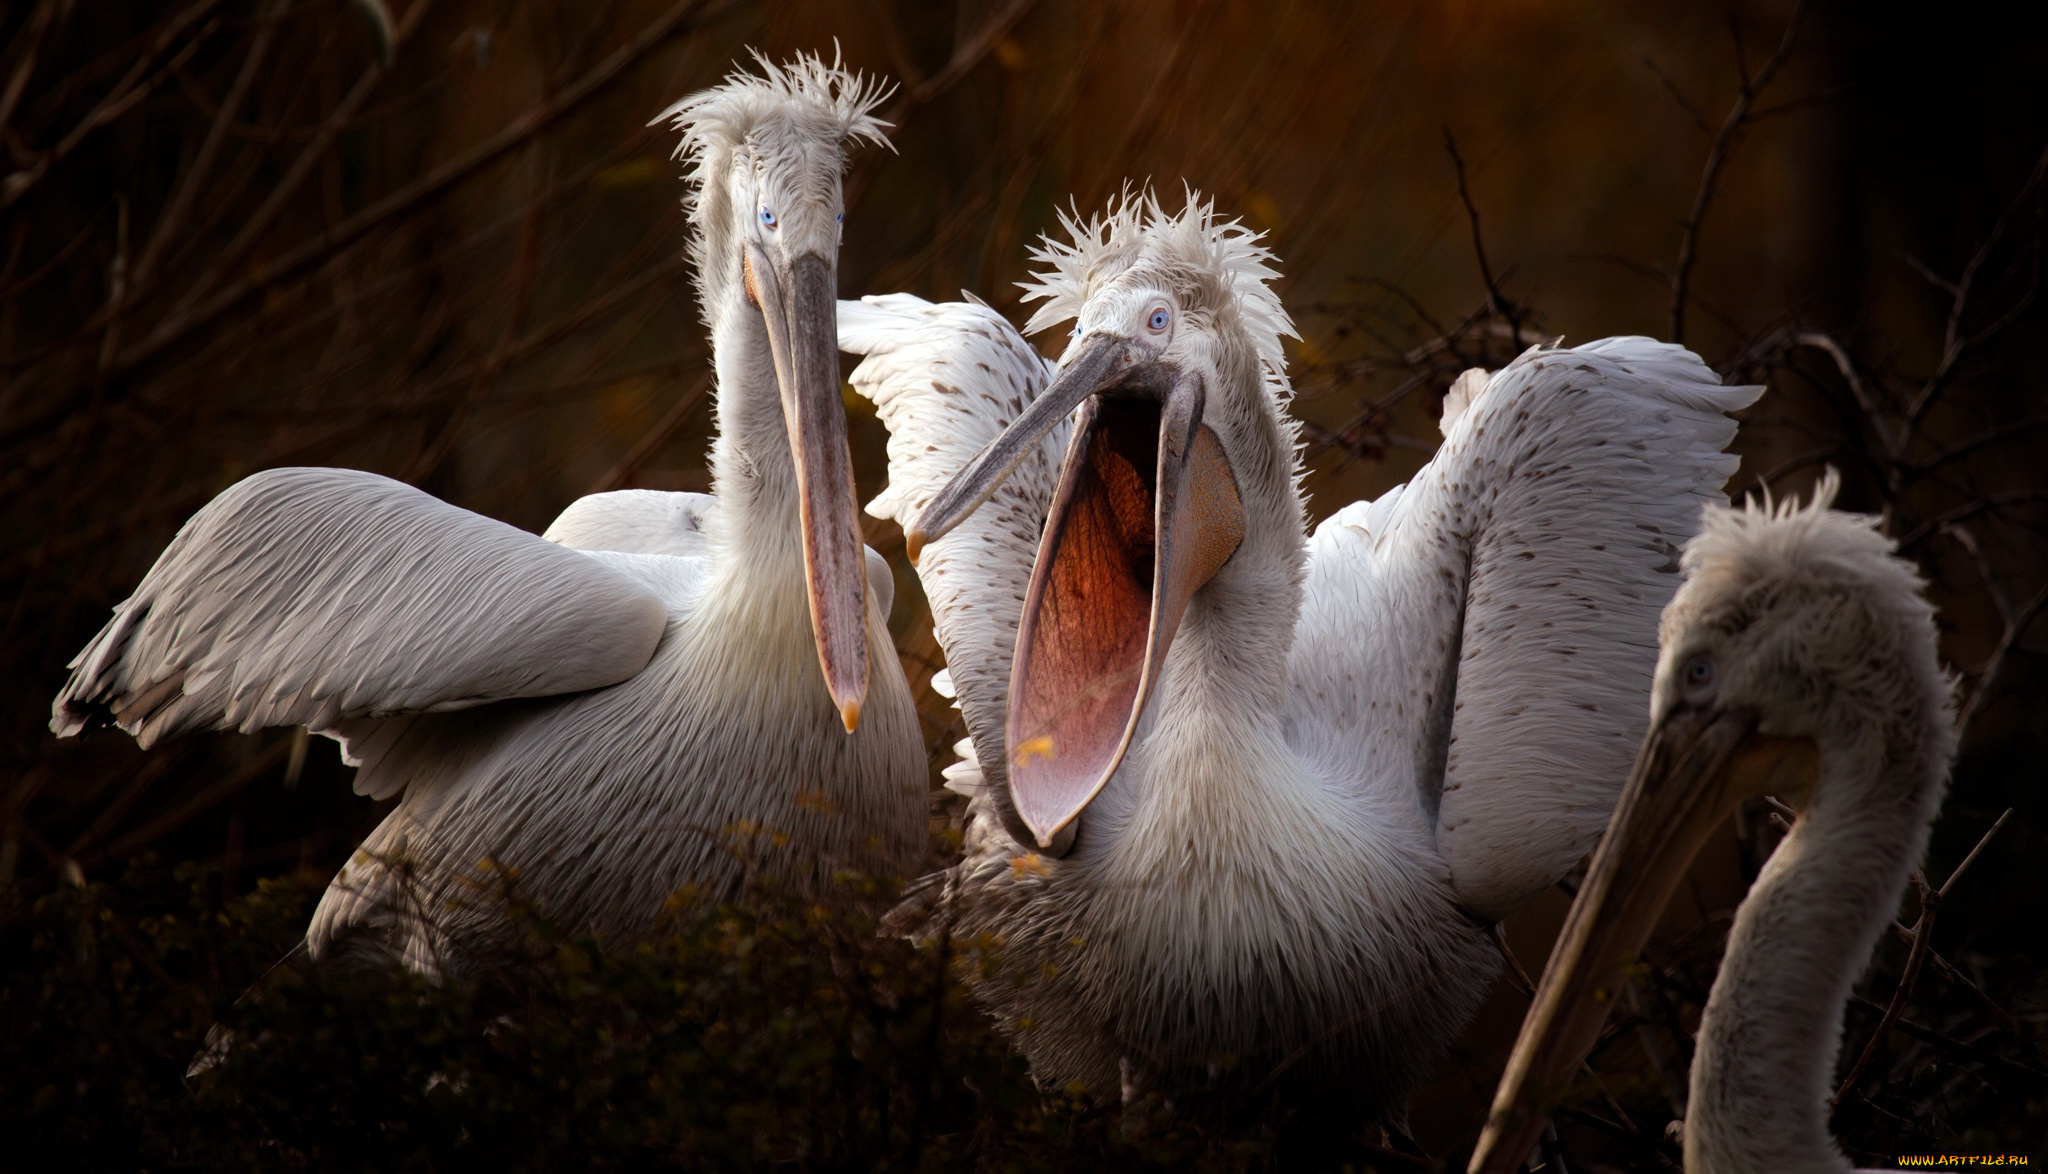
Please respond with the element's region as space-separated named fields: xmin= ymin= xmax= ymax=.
xmin=903 ymin=332 xmax=1134 ymax=562
xmin=750 ymin=244 xmax=867 ymax=733
xmin=1002 ymin=364 xmax=1245 ymax=847
xmin=1467 ymin=708 xmax=1818 ymax=1174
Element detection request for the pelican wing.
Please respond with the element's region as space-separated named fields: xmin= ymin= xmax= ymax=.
xmin=542 ymin=488 xmax=715 ymax=557
xmin=839 ymin=293 xmax=1063 ymax=805
xmin=53 ymin=467 xmax=670 ymax=751
xmin=1291 ymin=339 xmax=1761 ymax=921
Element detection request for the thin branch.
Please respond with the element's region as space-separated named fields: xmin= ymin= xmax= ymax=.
xmin=1957 ymin=580 xmax=2048 ymax=733
xmin=1938 ymin=808 xmax=2012 ymax=899
xmin=0 ymin=0 xmax=222 ymax=212
xmin=0 ymin=0 xmax=60 ymax=144
xmin=0 ymin=0 xmax=730 ymax=454
xmin=130 ymin=0 xmax=295 ymax=293
xmin=1788 ymin=330 xmax=1900 ymax=453
xmin=1905 ymin=143 xmax=2048 ymax=430
xmin=165 ymin=0 xmax=430 ymax=320
xmin=1641 ymin=56 xmax=1714 ymax=139
xmin=1831 ymin=810 xmax=2012 ymax=1110
xmin=1444 ymin=129 xmax=1526 ymax=344
xmin=1670 ymin=0 xmax=1807 ymax=344
xmin=904 ymin=0 xmax=1041 ymax=106
xmin=1831 ymin=871 xmax=1935 ymax=1112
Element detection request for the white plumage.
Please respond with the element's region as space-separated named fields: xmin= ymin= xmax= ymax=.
xmin=845 ymin=190 xmax=1760 ymax=1121
xmin=52 ymin=54 xmax=925 ymax=979
xmin=1472 ymin=479 xmax=1957 ymax=1174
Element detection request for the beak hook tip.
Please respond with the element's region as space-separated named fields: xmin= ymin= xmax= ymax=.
xmin=904 ymin=530 xmax=925 ymax=566
xmin=839 ymin=698 xmax=861 ymax=734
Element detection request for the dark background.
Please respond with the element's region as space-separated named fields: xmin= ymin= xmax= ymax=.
xmin=2 ymin=1 xmax=2043 ymax=1168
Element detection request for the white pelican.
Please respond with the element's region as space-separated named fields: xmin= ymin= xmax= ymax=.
xmin=839 ymin=191 xmax=1762 ymax=1127
xmin=50 ymin=55 xmax=925 ymax=978
xmin=1469 ymin=477 xmax=1956 ymax=1174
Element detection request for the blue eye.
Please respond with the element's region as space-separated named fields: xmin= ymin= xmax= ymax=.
xmin=1147 ymin=306 xmax=1170 ymax=332
xmin=836 ymin=211 xmax=844 ymax=224
xmin=759 ymin=207 xmax=777 ymax=228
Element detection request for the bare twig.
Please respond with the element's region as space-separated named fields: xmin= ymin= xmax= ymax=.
xmin=1831 ymin=809 xmax=2012 ymax=1110
xmin=129 ymin=0 xmax=296 ymax=294
xmin=1957 ymin=583 xmax=2048 ymax=733
xmin=1443 ymin=129 xmax=1526 ymax=345
xmin=1903 ymin=143 xmax=2048 ymax=431
xmin=0 ymin=0 xmax=223 ymax=212
xmin=1670 ymin=0 xmax=1807 ymax=344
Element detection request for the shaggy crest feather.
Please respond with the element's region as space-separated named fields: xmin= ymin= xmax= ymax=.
xmin=1019 ymin=187 xmax=1297 ymax=401
xmin=656 ymin=48 xmax=892 ymax=318
xmin=852 ymin=274 xmax=1758 ymax=1114
xmin=1686 ymin=470 xmax=1930 ymax=622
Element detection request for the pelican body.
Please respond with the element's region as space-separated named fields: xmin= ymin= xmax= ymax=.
xmin=1471 ymin=478 xmax=1956 ymax=1174
xmin=842 ymin=192 xmax=1760 ymax=1122
xmin=51 ymin=56 xmax=924 ymax=978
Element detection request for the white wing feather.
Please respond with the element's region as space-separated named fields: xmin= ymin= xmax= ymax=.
xmin=53 ymin=467 xmax=669 ymax=749
xmin=839 ymin=293 xmax=1062 ymax=798
xmin=542 ymin=489 xmax=714 ymax=557
xmin=1291 ymin=338 xmax=1761 ymax=920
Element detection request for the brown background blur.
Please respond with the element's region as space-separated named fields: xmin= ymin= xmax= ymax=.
xmin=4 ymin=0 xmax=2044 ymax=1164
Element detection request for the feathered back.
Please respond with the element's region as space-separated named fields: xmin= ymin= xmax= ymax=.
xmin=1019 ymin=188 xmax=1298 ymax=404
xmin=656 ymin=49 xmax=892 ymax=317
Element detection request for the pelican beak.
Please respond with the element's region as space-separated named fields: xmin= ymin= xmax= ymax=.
xmin=1467 ymin=707 xmax=1818 ymax=1174
xmin=910 ymin=332 xmax=1246 ymax=847
xmin=749 ymin=244 xmax=866 ymax=732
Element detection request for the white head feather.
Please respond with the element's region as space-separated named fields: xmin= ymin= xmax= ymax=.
xmin=656 ymin=49 xmax=892 ymax=319
xmin=1018 ymin=188 xmax=1299 ymax=406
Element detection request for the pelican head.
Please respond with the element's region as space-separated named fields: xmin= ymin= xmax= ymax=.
xmin=909 ymin=190 xmax=1302 ymax=845
xmin=1470 ymin=473 xmax=1956 ymax=1172
xmin=659 ymin=53 xmax=891 ymax=730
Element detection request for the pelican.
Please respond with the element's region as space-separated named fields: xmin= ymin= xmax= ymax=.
xmin=49 ymin=55 xmax=925 ymax=978
xmin=1469 ymin=477 xmax=1956 ymax=1174
xmin=839 ymin=191 xmax=1762 ymax=1127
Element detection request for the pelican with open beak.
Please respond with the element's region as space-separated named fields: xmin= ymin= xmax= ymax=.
xmin=1471 ymin=477 xmax=1955 ymax=1174
xmin=846 ymin=191 xmax=1758 ymax=1129
xmin=909 ymin=319 xmax=1246 ymax=845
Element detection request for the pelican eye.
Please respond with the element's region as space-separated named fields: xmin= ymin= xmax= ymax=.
xmin=1146 ymin=305 xmax=1171 ymax=333
xmin=1683 ymin=655 xmax=1715 ymax=691
xmin=836 ymin=211 xmax=844 ymax=224
xmin=759 ymin=206 xmax=777 ymax=228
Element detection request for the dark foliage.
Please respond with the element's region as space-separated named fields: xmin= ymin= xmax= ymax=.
xmin=4 ymin=859 xmax=1308 ymax=1171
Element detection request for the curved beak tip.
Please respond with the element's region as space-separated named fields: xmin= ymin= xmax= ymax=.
xmin=839 ymin=698 xmax=862 ymax=734
xmin=903 ymin=530 xmax=925 ymax=567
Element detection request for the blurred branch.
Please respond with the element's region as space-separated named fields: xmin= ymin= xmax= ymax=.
xmin=1957 ymin=583 xmax=2048 ymax=734
xmin=78 ymin=741 xmax=291 ymax=872
xmin=1902 ymin=143 xmax=2048 ymax=433
xmin=1443 ymin=128 xmax=1526 ymax=346
xmin=901 ymin=0 xmax=1040 ymax=107
xmin=0 ymin=0 xmax=62 ymax=145
xmin=1670 ymin=0 xmax=1806 ymax=345
xmin=0 ymin=0 xmax=222 ymax=212
xmin=127 ymin=0 xmax=293 ymax=295
xmin=1831 ymin=809 xmax=2011 ymax=1112
xmin=587 ymin=372 xmax=714 ymax=494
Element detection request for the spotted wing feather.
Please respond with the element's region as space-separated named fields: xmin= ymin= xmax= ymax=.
xmin=1291 ymin=338 xmax=1762 ymax=920
xmin=839 ymin=292 xmax=1064 ymax=824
